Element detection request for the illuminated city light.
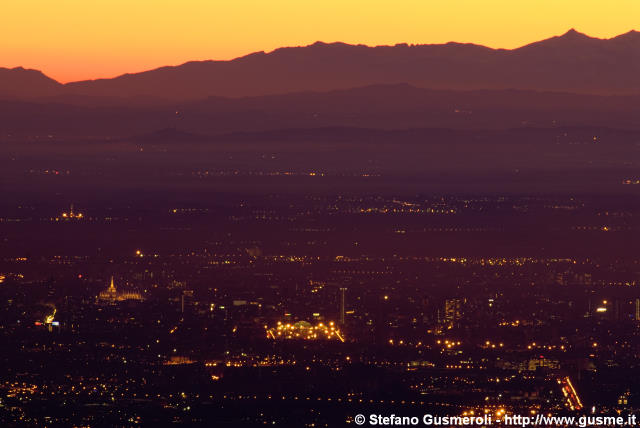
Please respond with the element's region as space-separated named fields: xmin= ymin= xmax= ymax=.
xmin=98 ymin=277 xmax=144 ymax=303
xmin=58 ymin=204 xmax=85 ymax=221
xmin=266 ymin=320 xmax=345 ymax=342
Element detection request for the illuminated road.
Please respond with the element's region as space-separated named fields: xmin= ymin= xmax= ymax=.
xmin=558 ymin=376 xmax=583 ymax=411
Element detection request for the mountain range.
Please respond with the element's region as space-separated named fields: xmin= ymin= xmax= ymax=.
xmin=1 ymin=29 xmax=639 ymax=102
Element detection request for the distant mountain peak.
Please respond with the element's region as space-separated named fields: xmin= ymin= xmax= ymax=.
xmin=562 ymin=28 xmax=588 ymax=38
xmin=554 ymin=28 xmax=596 ymax=42
xmin=0 ymin=66 xmax=62 ymax=98
xmin=516 ymin=28 xmax=601 ymax=52
xmin=612 ymin=29 xmax=640 ymax=41
xmin=306 ymin=41 xmax=354 ymax=49
xmin=2 ymin=66 xmax=50 ymax=76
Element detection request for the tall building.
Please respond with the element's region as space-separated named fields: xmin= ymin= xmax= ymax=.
xmin=97 ymin=276 xmax=143 ymax=304
xmin=444 ymin=298 xmax=463 ymax=323
xmin=339 ymin=287 xmax=347 ymax=325
xmin=635 ymin=298 xmax=640 ymax=321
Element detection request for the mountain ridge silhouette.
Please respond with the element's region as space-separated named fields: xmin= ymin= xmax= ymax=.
xmin=1 ymin=29 xmax=638 ymax=100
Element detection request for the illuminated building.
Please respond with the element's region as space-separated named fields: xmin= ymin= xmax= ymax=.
xmin=527 ymin=357 xmax=560 ymax=371
xmin=34 ymin=306 xmax=60 ymax=331
xmin=266 ymin=321 xmax=345 ymax=342
xmin=97 ymin=276 xmax=144 ymax=303
xmin=59 ymin=203 xmax=84 ymax=220
xmin=444 ymin=298 xmax=463 ymax=325
xmin=164 ymin=356 xmax=196 ymax=365
xmin=636 ymin=299 xmax=640 ymax=321
xmin=617 ymin=390 xmax=631 ymax=408
xmin=44 ymin=308 xmax=56 ymax=325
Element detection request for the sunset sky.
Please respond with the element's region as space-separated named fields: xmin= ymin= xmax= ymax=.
xmin=1 ymin=0 xmax=637 ymax=83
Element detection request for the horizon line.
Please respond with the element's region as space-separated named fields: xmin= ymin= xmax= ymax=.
xmin=3 ymin=28 xmax=637 ymax=84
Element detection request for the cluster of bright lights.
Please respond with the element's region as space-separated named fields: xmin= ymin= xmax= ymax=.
xmin=483 ymin=340 xmax=504 ymax=349
xmin=266 ymin=321 xmax=344 ymax=342
xmin=558 ymin=376 xmax=583 ymax=411
xmin=61 ymin=212 xmax=83 ymax=219
xmin=34 ymin=308 xmax=59 ymax=326
xmin=525 ymin=342 xmax=566 ymax=351
xmin=60 ymin=205 xmax=84 ymax=220
xmin=437 ymin=339 xmax=462 ymax=349
xmin=461 ymin=405 xmax=521 ymax=419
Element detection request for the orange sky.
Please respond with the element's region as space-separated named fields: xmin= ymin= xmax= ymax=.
xmin=1 ymin=0 xmax=637 ymax=83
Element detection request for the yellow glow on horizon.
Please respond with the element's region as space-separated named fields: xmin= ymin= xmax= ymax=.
xmin=1 ymin=0 xmax=637 ymax=83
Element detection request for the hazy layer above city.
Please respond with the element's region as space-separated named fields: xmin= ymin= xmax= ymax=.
xmin=2 ymin=127 xmax=639 ymax=260
xmin=1 ymin=85 xmax=640 ymax=136
xmin=1 ymin=29 xmax=638 ymax=259
xmin=2 ymin=126 xmax=639 ymax=196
